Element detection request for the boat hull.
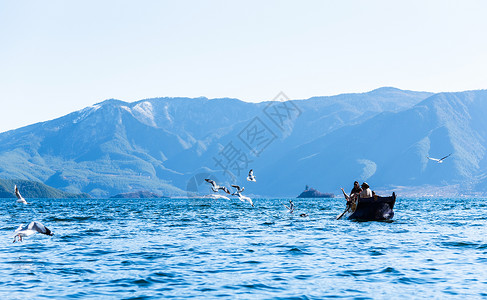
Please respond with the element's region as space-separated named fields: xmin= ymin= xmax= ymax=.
xmin=348 ymin=192 xmax=396 ymax=221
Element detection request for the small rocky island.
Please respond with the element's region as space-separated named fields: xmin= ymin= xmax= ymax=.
xmin=297 ymin=185 xmax=334 ymax=198
xmin=110 ymin=191 xmax=167 ymax=199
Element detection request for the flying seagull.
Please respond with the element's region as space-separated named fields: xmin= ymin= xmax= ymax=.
xmin=231 ymin=184 xmax=253 ymax=207
xmin=14 ymin=185 xmax=28 ymax=204
xmin=13 ymin=221 xmax=54 ymax=243
xmin=205 ymin=179 xmax=230 ymax=194
xmin=427 ymin=153 xmax=452 ymax=163
xmin=247 ymin=169 xmax=256 ymax=182
xmin=231 ymin=184 xmax=245 ymax=195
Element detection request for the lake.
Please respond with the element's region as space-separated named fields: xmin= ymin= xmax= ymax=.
xmin=1 ymin=197 xmax=486 ymax=299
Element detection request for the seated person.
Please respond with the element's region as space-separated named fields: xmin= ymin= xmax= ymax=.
xmin=350 ymin=181 xmax=362 ymax=195
xmin=349 ymin=181 xmax=362 ymax=202
xmin=359 ymin=182 xmax=373 ymax=198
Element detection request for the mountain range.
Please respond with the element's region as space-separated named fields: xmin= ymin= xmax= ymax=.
xmin=0 ymin=179 xmax=89 ymax=199
xmin=1 ymin=87 xmax=486 ymax=197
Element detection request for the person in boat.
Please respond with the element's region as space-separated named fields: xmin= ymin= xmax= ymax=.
xmin=348 ymin=181 xmax=362 ymax=203
xmin=359 ymin=182 xmax=373 ymax=198
xmin=350 ymin=181 xmax=362 ymax=196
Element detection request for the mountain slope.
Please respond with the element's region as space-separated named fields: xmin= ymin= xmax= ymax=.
xmin=258 ymin=90 xmax=487 ymax=196
xmin=0 ymin=179 xmax=89 ymax=198
xmin=0 ymin=88 xmax=434 ymax=197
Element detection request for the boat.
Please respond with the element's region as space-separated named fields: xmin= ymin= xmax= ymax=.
xmin=337 ymin=189 xmax=396 ymax=221
xmin=348 ymin=193 xmax=396 ymax=221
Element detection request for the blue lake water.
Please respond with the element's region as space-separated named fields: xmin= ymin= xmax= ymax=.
xmin=1 ymin=197 xmax=486 ymax=299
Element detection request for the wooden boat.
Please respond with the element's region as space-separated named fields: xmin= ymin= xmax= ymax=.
xmin=347 ymin=193 xmax=396 ymax=221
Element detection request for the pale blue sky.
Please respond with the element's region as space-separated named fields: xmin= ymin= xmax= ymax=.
xmin=1 ymin=0 xmax=486 ymax=132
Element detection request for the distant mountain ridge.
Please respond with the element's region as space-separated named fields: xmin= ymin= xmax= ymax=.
xmin=260 ymin=89 xmax=487 ymax=196
xmin=0 ymin=179 xmax=89 ymax=198
xmin=2 ymin=87 xmax=486 ymax=197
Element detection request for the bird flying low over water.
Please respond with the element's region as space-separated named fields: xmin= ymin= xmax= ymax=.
xmin=231 ymin=185 xmax=253 ymax=207
xmin=231 ymin=185 xmax=245 ymax=195
xmin=14 ymin=185 xmax=28 ymax=204
xmin=205 ymin=179 xmax=230 ymax=194
xmin=427 ymin=153 xmax=452 ymax=163
xmin=238 ymin=194 xmax=254 ymax=207
xmin=284 ymin=200 xmax=295 ymax=213
xmin=247 ymin=169 xmax=256 ymax=182
xmin=13 ymin=221 xmax=53 ymax=243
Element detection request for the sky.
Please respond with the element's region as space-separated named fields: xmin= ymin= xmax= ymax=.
xmin=1 ymin=0 xmax=486 ymax=133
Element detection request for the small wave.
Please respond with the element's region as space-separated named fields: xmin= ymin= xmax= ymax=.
xmin=395 ymin=277 xmax=427 ymax=284
xmin=380 ymin=267 xmax=403 ymax=275
xmin=242 ymin=260 xmax=262 ymax=264
xmin=132 ymin=279 xmax=152 ymax=287
xmin=196 ymin=204 xmax=211 ymax=208
xmin=286 ymin=247 xmax=312 ymax=256
xmin=108 ymin=278 xmax=152 ymax=288
xmin=47 ymin=216 xmax=95 ymax=222
xmin=272 ymin=276 xmax=285 ymax=281
xmin=123 ymin=252 xmax=169 ymax=261
xmin=153 ymin=272 xmax=175 ymax=278
xmin=289 ymin=247 xmax=303 ymax=252
xmin=237 ymin=283 xmax=282 ymax=291
xmin=197 ymin=287 xmax=217 ymax=292
xmin=5 ymin=259 xmax=51 ymax=266
xmin=84 ymin=249 xmax=116 ymax=256
xmin=339 ymin=269 xmax=375 ymax=277
xmin=441 ymin=241 xmax=480 ymax=249
xmin=478 ymin=243 xmax=487 ymax=249
xmin=56 ymin=268 xmax=96 ymax=275
xmin=147 ymin=274 xmax=187 ymax=285
xmin=368 ymin=250 xmax=385 ymax=256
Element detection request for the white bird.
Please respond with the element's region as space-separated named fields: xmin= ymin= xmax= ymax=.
xmin=231 ymin=184 xmax=253 ymax=207
xmin=247 ymin=169 xmax=256 ymax=182
xmin=284 ymin=200 xmax=295 ymax=213
xmin=13 ymin=221 xmax=54 ymax=243
xmin=14 ymin=185 xmax=28 ymax=204
xmin=238 ymin=194 xmax=254 ymax=207
xmin=427 ymin=153 xmax=452 ymax=163
xmin=231 ymin=184 xmax=245 ymax=195
xmin=205 ymin=179 xmax=230 ymax=194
